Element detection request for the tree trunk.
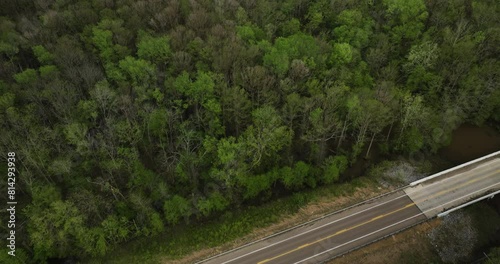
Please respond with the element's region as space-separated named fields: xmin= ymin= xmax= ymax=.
xmin=365 ymin=132 xmax=376 ymax=159
xmin=357 ymin=121 xmax=368 ymax=145
xmin=317 ymin=140 xmax=326 ymax=164
xmin=337 ymin=119 xmax=348 ymax=150
xmin=386 ymin=121 xmax=393 ymax=142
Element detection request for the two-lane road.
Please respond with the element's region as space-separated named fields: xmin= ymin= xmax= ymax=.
xmin=200 ymin=156 xmax=500 ymax=264
xmin=203 ymin=191 xmax=426 ymax=264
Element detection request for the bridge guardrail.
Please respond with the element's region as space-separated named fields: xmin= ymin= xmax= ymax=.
xmin=437 ymin=189 xmax=500 ymax=217
xmin=410 ymin=150 xmax=500 ymax=187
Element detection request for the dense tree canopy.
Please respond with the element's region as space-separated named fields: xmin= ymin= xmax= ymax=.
xmin=0 ymin=0 xmax=499 ymax=262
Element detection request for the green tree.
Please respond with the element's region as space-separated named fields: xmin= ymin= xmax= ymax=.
xmin=91 ymin=27 xmax=115 ymax=63
xmin=330 ymin=42 xmax=353 ymax=66
xmin=137 ymin=31 xmax=171 ymax=65
xmin=220 ymin=86 xmax=251 ymax=136
xmin=196 ymin=192 xmax=230 ymax=217
xmin=163 ymin=195 xmax=192 ymax=225
xmin=383 ymin=0 xmax=428 ymax=42
xmin=210 ymin=136 xmax=248 ymax=187
xmin=302 ymin=81 xmax=349 ymax=163
xmin=63 ymin=123 xmax=89 ymax=155
xmin=398 ymin=93 xmax=426 ymax=140
xmin=238 ymin=65 xmax=277 ymax=107
xmin=32 ymin=45 xmax=54 ymax=65
xmin=0 ymin=17 xmax=23 ymax=60
xmin=351 ymin=90 xmax=391 ymax=159
xmin=101 ymin=214 xmax=131 ymax=244
xmin=280 ymin=161 xmax=316 ymax=190
xmin=25 ymin=185 xmax=93 ymax=260
xmin=282 ymin=18 xmax=301 ymax=36
xmin=118 ymin=56 xmax=156 ymax=86
xmin=243 ymin=106 xmax=293 ymax=169
xmin=240 ymin=169 xmax=277 ymax=200
xmin=263 ymin=33 xmax=321 ymax=76
xmin=322 ymin=155 xmax=348 ymax=184
xmin=334 ymin=9 xmax=374 ymax=48
xmin=13 ymin=68 xmax=38 ymax=85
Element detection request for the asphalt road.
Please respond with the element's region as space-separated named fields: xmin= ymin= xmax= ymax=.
xmin=202 ymin=191 xmax=426 ymax=264
xmin=200 ymin=156 xmax=500 ymax=264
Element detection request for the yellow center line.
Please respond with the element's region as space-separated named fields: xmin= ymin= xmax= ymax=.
xmin=257 ymin=169 xmax=500 ymax=264
xmin=412 ymin=169 xmax=500 ymax=204
xmin=257 ymin=203 xmax=415 ymax=264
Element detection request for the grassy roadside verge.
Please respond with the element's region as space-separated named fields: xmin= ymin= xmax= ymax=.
xmin=329 ymin=218 xmax=442 ymax=264
xmin=86 ymin=175 xmax=395 ymax=264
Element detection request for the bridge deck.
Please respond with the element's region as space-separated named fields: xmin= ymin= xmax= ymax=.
xmin=404 ymin=158 xmax=500 ymax=218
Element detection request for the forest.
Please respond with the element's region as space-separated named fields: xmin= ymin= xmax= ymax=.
xmin=0 ymin=0 xmax=499 ymax=262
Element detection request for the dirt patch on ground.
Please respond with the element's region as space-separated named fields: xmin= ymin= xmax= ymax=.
xmin=163 ymin=185 xmax=394 ymax=264
xmin=330 ymin=219 xmax=441 ymax=264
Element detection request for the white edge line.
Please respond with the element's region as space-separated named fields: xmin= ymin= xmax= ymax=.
xmin=195 ymin=186 xmax=408 ymax=264
xmin=410 ymin=150 xmax=500 ymax=186
xmin=428 ymin=181 xmax=500 ymax=217
xmin=422 ymin=181 xmax=500 ymax=217
xmin=405 ymin=165 xmax=500 ymax=196
xmin=220 ymin=193 xmax=408 ymax=264
xmin=407 ymin=161 xmax=500 ymax=194
xmin=438 ymin=189 xmax=500 ymax=217
xmin=292 ymin=213 xmax=424 ymax=264
xmin=293 ymin=181 xmax=500 ymax=263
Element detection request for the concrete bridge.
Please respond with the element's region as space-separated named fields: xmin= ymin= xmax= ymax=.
xmin=406 ymin=150 xmax=500 ymax=218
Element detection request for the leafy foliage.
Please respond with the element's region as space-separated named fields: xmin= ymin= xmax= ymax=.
xmin=136 ymin=32 xmax=171 ymax=64
xmin=1 ymin=0 xmax=499 ymax=262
